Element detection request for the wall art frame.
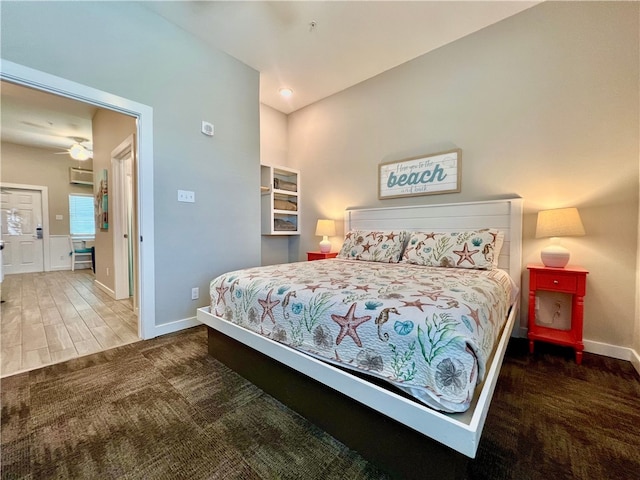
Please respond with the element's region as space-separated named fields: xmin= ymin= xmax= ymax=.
xmin=378 ymin=148 xmax=461 ymax=200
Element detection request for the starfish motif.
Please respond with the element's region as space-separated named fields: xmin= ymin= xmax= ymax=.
xmin=215 ymin=285 xmax=229 ymax=306
xmin=400 ymin=299 xmax=429 ymax=311
xmin=355 ymin=285 xmax=371 ymax=292
xmin=464 ymin=304 xmax=482 ymax=329
xmin=424 ymin=232 xmax=437 ymax=239
xmin=331 ymin=303 xmax=372 ymax=347
xmin=258 ymin=289 xmax=280 ymax=324
xmin=385 ymin=232 xmax=398 ymax=241
xmin=413 ymin=289 xmax=445 ymax=301
xmin=304 ymin=284 xmax=322 ymax=292
xmin=345 ymin=231 xmax=354 ymax=240
xmin=361 ymin=242 xmax=373 ymax=253
xmin=453 ymin=243 xmax=479 ymax=266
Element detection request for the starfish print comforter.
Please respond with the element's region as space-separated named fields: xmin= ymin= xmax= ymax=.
xmin=209 ymin=259 xmax=516 ymax=413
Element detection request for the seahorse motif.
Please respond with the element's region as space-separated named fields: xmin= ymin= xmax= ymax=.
xmin=281 ymin=290 xmax=297 ymax=319
xmin=376 ymin=307 xmax=399 ymax=341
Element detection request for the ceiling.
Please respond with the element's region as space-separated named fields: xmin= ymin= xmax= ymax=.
xmin=1 ymin=1 xmax=539 ymax=152
xmin=142 ymin=1 xmax=539 ymax=114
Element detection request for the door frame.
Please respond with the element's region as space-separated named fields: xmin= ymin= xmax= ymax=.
xmin=0 ymin=183 xmax=50 ymax=272
xmin=111 ymin=135 xmax=135 ymax=302
xmin=0 ymin=59 xmax=156 ymax=340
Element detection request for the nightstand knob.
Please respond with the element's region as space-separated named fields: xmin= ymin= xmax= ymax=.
xmin=553 ymin=280 xmax=559 ymax=284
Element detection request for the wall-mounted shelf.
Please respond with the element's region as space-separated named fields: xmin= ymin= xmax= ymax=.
xmin=261 ymin=165 xmax=300 ymax=235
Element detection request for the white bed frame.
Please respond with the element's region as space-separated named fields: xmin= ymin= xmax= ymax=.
xmin=197 ymin=198 xmax=523 ymax=470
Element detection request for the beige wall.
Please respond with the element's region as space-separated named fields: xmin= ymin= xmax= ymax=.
xmin=0 ymin=142 xmax=94 ymax=235
xmin=91 ymin=109 xmax=136 ymax=293
xmin=286 ymin=2 xmax=639 ymax=349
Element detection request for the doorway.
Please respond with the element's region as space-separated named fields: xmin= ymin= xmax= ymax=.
xmin=0 ymin=185 xmax=48 ymax=274
xmin=111 ymin=135 xmax=136 ymax=304
xmin=1 ymin=59 xmax=156 ymax=340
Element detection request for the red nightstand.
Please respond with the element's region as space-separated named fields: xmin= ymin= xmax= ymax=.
xmin=307 ymin=251 xmax=338 ymax=261
xmin=527 ymin=264 xmax=588 ymax=364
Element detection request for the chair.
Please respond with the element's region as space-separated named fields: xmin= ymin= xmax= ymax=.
xmin=69 ymin=236 xmax=94 ymax=272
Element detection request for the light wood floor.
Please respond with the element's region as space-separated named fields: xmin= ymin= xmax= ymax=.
xmin=1 ymin=270 xmax=139 ymax=377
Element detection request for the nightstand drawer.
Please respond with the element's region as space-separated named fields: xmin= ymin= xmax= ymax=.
xmin=536 ymin=273 xmax=577 ymax=292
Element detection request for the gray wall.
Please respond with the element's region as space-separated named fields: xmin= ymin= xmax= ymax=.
xmin=1 ymin=2 xmax=261 ymax=325
xmin=287 ymin=2 xmax=639 ymax=348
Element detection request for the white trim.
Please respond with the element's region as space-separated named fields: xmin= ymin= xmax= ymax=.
xmin=93 ymin=279 xmax=116 ymax=299
xmin=631 ymin=348 xmax=640 ymax=376
xmin=582 ymin=339 xmax=637 ymax=362
xmin=1 ymin=59 xmax=156 ymax=339
xmin=0 ymin=182 xmax=50 ymax=272
xmin=154 ymin=316 xmax=202 ymax=337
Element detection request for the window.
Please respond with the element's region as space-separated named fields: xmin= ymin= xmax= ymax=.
xmin=69 ymin=194 xmax=95 ymax=236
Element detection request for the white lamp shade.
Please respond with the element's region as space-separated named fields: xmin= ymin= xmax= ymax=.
xmin=536 ymin=208 xmax=585 ymax=238
xmin=315 ymin=219 xmax=336 ymax=237
xmin=536 ymin=207 xmax=585 ymax=268
xmin=315 ymin=219 xmax=336 ymax=253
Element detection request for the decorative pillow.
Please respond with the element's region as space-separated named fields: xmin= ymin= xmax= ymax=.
xmin=401 ymin=229 xmax=503 ymax=269
xmin=337 ymin=230 xmax=408 ymax=263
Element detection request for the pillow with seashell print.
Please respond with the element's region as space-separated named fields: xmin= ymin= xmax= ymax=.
xmin=337 ymin=230 xmax=409 ymax=263
xmin=401 ymin=229 xmax=503 ymax=269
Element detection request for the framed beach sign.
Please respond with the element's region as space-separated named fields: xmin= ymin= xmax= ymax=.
xmin=378 ymin=148 xmax=461 ymax=199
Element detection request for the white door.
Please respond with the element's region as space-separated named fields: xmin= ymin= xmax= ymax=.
xmin=1 ymin=188 xmax=44 ymax=274
xmin=111 ymin=135 xmax=135 ymax=302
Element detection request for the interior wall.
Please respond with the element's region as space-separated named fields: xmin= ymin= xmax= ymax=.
xmin=0 ymin=142 xmax=93 ymax=235
xmin=0 ymin=1 xmax=261 ymax=325
xmin=260 ymin=103 xmax=291 ymax=266
xmin=287 ymin=1 xmax=639 ymax=349
xmin=91 ymin=109 xmax=136 ymax=294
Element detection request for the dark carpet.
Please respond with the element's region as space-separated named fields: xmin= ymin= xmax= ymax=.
xmin=1 ymin=326 xmax=638 ymax=479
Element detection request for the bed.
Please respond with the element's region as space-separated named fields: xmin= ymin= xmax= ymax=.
xmin=197 ymin=198 xmax=523 ymax=479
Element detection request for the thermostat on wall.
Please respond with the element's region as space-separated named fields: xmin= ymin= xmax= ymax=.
xmin=201 ymin=121 xmax=214 ymax=136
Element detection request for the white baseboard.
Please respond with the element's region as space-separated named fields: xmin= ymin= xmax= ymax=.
xmin=93 ymin=279 xmax=115 ymax=299
xmin=514 ymin=327 xmax=638 ymax=369
xmin=153 ymin=315 xmax=201 ymax=337
xmin=582 ymin=339 xmax=635 ymax=362
xmin=628 ymin=347 xmax=640 ymax=376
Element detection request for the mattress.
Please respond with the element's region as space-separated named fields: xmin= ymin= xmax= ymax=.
xmin=209 ymin=259 xmax=516 ymax=413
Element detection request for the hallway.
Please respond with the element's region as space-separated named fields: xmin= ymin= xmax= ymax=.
xmin=1 ymin=270 xmax=138 ymax=377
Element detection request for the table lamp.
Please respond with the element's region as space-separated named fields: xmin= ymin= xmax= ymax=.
xmin=536 ymin=207 xmax=585 ymax=268
xmin=315 ymin=219 xmax=336 ymax=253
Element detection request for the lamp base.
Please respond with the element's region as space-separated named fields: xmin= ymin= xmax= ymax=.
xmin=319 ymin=237 xmax=331 ymax=253
xmin=540 ymin=244 xmax=570 ymax=268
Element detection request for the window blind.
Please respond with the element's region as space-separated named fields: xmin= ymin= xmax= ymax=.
xmin=69 ymin=194 xmax=95 ymax=236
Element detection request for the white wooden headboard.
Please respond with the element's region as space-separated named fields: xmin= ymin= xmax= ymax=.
xmin=344 ymin=198 xmax=524 ymax=291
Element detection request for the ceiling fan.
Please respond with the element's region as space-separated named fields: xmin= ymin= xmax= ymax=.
xmin=56 ymin=136 xmax=93 ymax=161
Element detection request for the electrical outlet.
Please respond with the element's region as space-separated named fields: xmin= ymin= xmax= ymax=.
xmin=191 ymin=287 xmax=199 ymax=300
xmin=178 ymin=190 xmax=195 ymax=203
